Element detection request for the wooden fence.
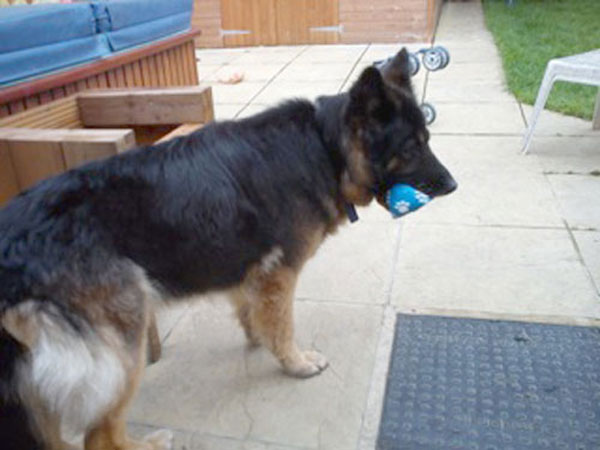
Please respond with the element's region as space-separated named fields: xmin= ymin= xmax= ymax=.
xmin=193 ymin=0 xmax=444 ymax=47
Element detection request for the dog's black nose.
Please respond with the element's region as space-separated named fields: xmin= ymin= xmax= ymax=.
xmin=441 ymin=177 xmax=458 ymax=196
xmin=424 ymin=176 xmax=457 ymax=197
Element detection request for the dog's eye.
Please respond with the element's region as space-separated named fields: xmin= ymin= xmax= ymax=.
xmin=400 ymin=144 xmax=419 ymax=161
xmin=386 ymin=157 xmax=401 ymax=171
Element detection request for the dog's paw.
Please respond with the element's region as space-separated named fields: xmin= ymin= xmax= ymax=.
xmin=144 ymin=429 xmax=173 ymax=450
xmin=285 ymin=350 xmax=329 ymax=378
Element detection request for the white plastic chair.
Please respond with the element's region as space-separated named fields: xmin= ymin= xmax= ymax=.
xmin=521 ymin=49 xmax=600 ymax=154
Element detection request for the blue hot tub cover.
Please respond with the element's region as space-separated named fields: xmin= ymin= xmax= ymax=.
xmin=0 ymin=0 xmax=193 ymax=86
xmin=93 ymin=0 xmax=193 ymax=52
xmin=0 ymin=3 xmax=109 ymax=85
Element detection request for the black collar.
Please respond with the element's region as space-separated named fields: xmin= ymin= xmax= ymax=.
xmin=345 ymin=203 xmax=359 ymax=223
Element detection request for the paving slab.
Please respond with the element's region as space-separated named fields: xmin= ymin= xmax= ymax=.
xmin=210 ymin=82 xmax=267 ymax=105
xmin=435 ymin=30 xmax=497 ymax=48
xmin=207 ymin=64 xmax=286 ymax=83
xmin=528 ymin=136 xmax=600 ymax=174
xmin=252 ymin=80 xmax=343 ymax=105
xmin=236 ymin=104 xmax=271 ymax=119
xmin=233 ymin=49 xmax=306 ymax=65
xmin=437 ymin=20 xmax=488 ymax=37
xmin=190 ymin=434 xmax=309 ymax=450
xmin=391 ymin=224 xmax=600 ymax=320
xmin=196 ymin=49 xmax=247 ymax=65
xmin=297 ymin=221 xmax=398 ymax=305
xmin=129 ymin=423 xmax=308 ymax=450
xmin=572 ymin=230 xmax=600 ymax=294
xmin=129 ymin=300 xmax=383 ymax=450
xmin=293 ymin=45 xmax=367 ymax=63
xmin=521 ymin=104 xmax=599 ymax=137
xmin=197 ymin=64 xmax=226 ymax=82
xmin=432 ymin=61 xmax=505 ymax=82
xmin=213 ymin=104 xmax=247 ymax=121
xmin=341 ymin=61 xmax=426 ymax=98
xmin=546 ymin=174 xmax=600 ymax=229
xmin=155 ymin=301 xmax=191 ymax=342
xmin=129 ymin=423 xmax=194 ymax=450
xmin=435 ymin=3 xmax=490 ymax=40
xmin=435 ymin=26 xmax=496 ymax=44
xmin=355 ymin=202 xmax=397 ymax=224
xmin=247 ymin=45 xmax=307 ymax=55
xmin=277 ymin=61 xmax=356 ymax=82
xmin=341 ymin=60 xmax=372 ymax=82
xmin=436 ymin=2 xmax=487 ymax=29
xmin=428 ymin=102 xmax=525 ymax=135
xmin=360 ymin=43 xmax=429 ymax=63
xmin=432 ymin=41 xmax=503 ymax=64
xmin=410 ymin=136 xmax=564 ymax=227
xmin=426 ymin=78 xmax=514 ymax=103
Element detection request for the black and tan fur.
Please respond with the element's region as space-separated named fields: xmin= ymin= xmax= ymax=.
xmin=0 ymin=49 xmax=456 ymax=449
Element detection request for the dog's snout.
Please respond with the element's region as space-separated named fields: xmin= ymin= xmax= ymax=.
xmin=414 ymin=147 xmax=457 ymax=198
xmin=415 ymin=174 xmax=457 ymax=198
xmin=439 ymin=176 xmax=458 ymax=196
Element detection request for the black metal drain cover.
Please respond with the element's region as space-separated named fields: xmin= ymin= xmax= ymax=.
xmin=377 ymin=314 xmax=600 ymax=450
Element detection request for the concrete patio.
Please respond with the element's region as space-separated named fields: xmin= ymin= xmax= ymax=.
xmin=128 ymin=2 xmax=600 ymax=449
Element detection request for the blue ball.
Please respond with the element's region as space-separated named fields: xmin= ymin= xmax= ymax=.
xmin=386 ymin=184 xmax=431 ymax=218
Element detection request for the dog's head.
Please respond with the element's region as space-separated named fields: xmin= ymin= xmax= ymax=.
xmin=338 ymin=48 xmax=457 ymax=209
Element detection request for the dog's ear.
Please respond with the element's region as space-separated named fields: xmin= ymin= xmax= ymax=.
xmin=347 ymin=66 xmax=392 ymax=124
xmin=380 ymin=48 xmax=412 ymax=89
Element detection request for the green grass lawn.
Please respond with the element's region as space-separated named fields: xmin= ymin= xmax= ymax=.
xmin=482 ymin=0 xmax=600 ymax=120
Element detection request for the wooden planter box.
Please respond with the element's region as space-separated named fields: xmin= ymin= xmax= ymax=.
xmin=0 ymin=86 xmax=214 ymax=206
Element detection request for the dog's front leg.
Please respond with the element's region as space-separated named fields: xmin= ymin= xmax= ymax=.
xmin=241 ymin=266 xmax=328 ymax=378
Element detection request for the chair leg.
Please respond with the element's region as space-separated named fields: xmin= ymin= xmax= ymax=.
xmin=522 ymin=66 xmax=556 ymax=154
xmin=593 ymin=88 xmax=600 ymax=131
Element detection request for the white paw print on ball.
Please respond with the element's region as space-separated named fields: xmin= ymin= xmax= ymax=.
xmin=394 ymin=200 xmax=411 ymax=214
xmin=415 ymin=191 xmax=429 ymax=204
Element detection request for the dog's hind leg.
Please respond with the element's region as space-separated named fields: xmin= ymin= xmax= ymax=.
xmin=84 ymin=300 xmax=172 ymax=450
xmin=83 ymin=353 xmax=173 ymax=450
xmin=242 ymin=266 xmax=328 ymax=378
xmin=83 ymin=336 xmax=173 ymax=450
xmin=83 ymin=339 xmax=173 ymax=450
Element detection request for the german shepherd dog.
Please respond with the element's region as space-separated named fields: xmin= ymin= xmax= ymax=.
xmin=0 ymin=49 xmax=456 ymax=449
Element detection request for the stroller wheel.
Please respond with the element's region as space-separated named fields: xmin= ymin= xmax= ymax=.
xmin=422 ymin=48 xmax=445 ymax=71
xmin=421 ymin=102 xmax=437 ymax=125
xmin=408 ymin=52 xmax=420 ymax=76
xmin=434 ymin=46 xmax=450 ymax=69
